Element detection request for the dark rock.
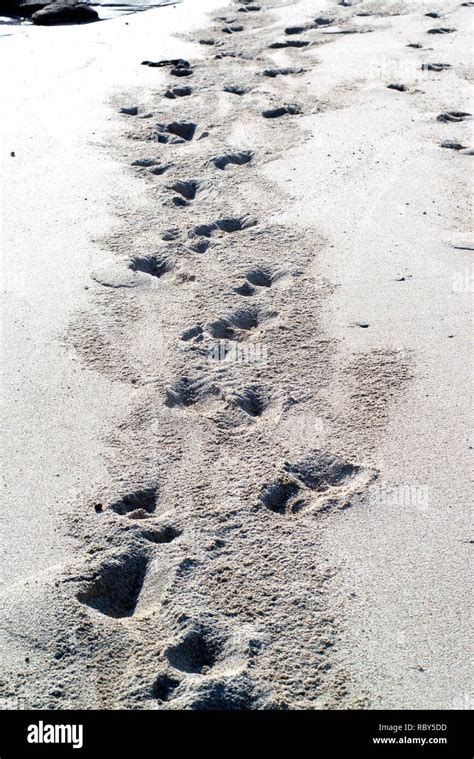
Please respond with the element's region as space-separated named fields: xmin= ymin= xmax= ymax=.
xmin=0 ymin=0 xmax=22 ymax=16
xmin=31 ymin=2 xmax=98 ymax=24
xmin=17 ymin=1 xmax=51 ymax=16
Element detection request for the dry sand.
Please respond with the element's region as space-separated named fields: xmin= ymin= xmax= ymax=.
xmin=0 ymin=0 xmax=472 ymax=710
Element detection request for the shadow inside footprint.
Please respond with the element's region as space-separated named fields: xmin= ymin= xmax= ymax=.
xmin=224 ymin=84 xmax=250 ymax=95
xmin=131 ymin=254 xmax=174 ymax=278
xmin=164 ymin=86 xmax=193 ymax=99
xmin=167 ymin=179 xmax=200 ymax=205
xmin=152 ymin=121 xmax=197 ymax=143
xmin=151 ymin=674 xmax=180 ymax=702
xmin=262 ymin=104 xmax=302 ymax=118
xmin=109 ymin=487 xmax=158 ymax=517
xmin=213 ymin=150 xmax=254 ymax=169
xmin=427 ymin=27 xmax=456 ymax=34
xmin=77 ymin=552 xmax=149 ymax=618
xmin=437 ymin=111 xmax=471 ymax=123
xmin=421 ymin=63 xmax=450 ymax=71
xmin=259 ymin=479 xmax=305 ymax=515
xmin=208 ymin=305 xmax=275 ymax=340
xmin=222 ymin=24 xmax=244 ymax=33
xmin=190 ymin=215 xmax=257 ymax=238
xmin=262 ymin=67 xmax=304 ymax=77
xmin=269 ymin=39 xmax=311 ymax=48
xmin=140 ymin=525 xmax=181 ymax=544
xmin=165 ymin=628 xmax=222 ymax=674
xmin=231 ymin=385 xmax=268 ymax=417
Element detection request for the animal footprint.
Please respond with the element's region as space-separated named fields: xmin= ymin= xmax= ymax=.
xmin=207 ymin=305 xmax=277 ymax=341
xmin=131 ymin=159 xmax=171 ymax=175
xmin=234 ymin=265 xmax=286 ymax=295
xmin=222 ymin=24 xmax=244 ymax=33
xmin=151 ymin=121 xmax=197 ymax=143
xmin=189 ymin=215 xmax=257 ymax=238
xmin=120 ymin=105 xmax=139 ymax=116
xmin=141 ymin=58 xmax=193 ymax=76
xmin=269 ymin=39 xmax=311 ymax=48
xmin=427 ymin=27 xmax=456 ymax=34
xmin=223 ymin=84 xmax=251 ymax=95
xmin=166 ymin=179 xmax=201 ymax=206
xmin=165 ymin=626 xmax=223 ymax=674
xmin=212 ymin=150 xmax=254 ymax=170
xmin=228 ymin=385 xmax=270 ymax=418
xmin=109 ymin=486 xmax=158 ymax=519
xmin=440 ymin=140 xmax=466 ymax=151
xmin=77 ymin=551 xmax=149 ymax=618
xmin=437 ymin=111 xmax=471 ymax=122
xmin=165 ymin=376 xmax=219 ymax=409
xmin=387 ymin=84 xmax=407 ymax=92
xmin=259 ymin=479 xmax=305 ymax=515
xmin=259 ymin=451 xmax=373 ymax=517
xmin=151 ymin=674 xmax=181 ymax=703
xmin=238 ymin=3 xmax=260 ymax=11
xmin=262 ymin=103 xmax=302 ymax=118
xmin=164 ymin=86 xmax=192 ymax=99
xmin=421 ymin=63 xmax=450 ymax=71
xmin=262 ymin=67 xmax=304 ymax=78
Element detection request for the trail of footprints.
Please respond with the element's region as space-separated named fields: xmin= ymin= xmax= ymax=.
xmin=76 ymin=0 xmax=469 ymax=708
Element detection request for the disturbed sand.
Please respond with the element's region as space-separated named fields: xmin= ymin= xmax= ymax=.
xmin=0 ymin=0 xmax=472 ymax=709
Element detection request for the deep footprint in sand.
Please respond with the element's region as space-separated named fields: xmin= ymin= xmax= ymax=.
xmin=165 ymin=375 xmax=220 ymax=409
xmin=262 ymin=103 xmax=302 ymax=118
xmin=120 ymin=105 xmax=139 ymax=116
xmin=234 ymin=265 xmax=287 ymax=295
xmin=238 ymin=3 xmax=260 ymax=11
xmin=387 ymin=83 xmax=407 ymax=92
xmin=165 ymin=627 xmax=223 ymax=674
xmin=131 ymin=254 xmax=175 ymax=279
xmin=437 ymin=111 xmax=471 ymax=123
xmin=421 ymin=63 xmax=451 ymax=72
xmin=166 ymin=179 xmax=201 ymax=205
xmin=223 ymin=84 xmax=251 ymax=95
xmin=212 ymin=150 xmax=254 ymax=169
xmin=109 ymin=486 xmax=159 ymax=518
xmin=190 ymin=215 xmax=257 ymax=238
xmin=262 ymin=66 xmax=304 ymax=78
xmin=222 ymin=24 xmax=244 ymax=33
xmin=163 ymin=86 xmax=193 ymax=99
xmin=440 ymin=140 xmax=467 ymax=151
xmin=151 ymin=121 xmax=197 ymax=143
xmin=259 ymin=478 xmax=305 ymax=515
xmin=132 ymin=159 xmax=172 ymax=176
xmin=427 ymin=27 xmax=456 ymax=34
xmin=207 ymin=305 xmax=277 ymax=341
xmin=77 ymin=552 xmax=150 ymax=618
xmin=148 ymin=164 xmax=172 ymax=176
xmin=259 ymin=451 xmax=367 ymax=517
xmin=151 ymin=674 xmax=181 ymax=703
xmin=269 ymin=39 xmax=311 ymax=49
xmin=228 ymin=385 xmax=271 ymax=418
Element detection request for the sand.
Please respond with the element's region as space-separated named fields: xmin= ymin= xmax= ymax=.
xmin=0 ymin=0 xmax=471 ymax=710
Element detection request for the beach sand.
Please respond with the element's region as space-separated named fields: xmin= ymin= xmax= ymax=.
xmin=0 ymin=0 xmax=471 ymax=709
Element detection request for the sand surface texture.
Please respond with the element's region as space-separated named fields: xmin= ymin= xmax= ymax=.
xmin=0 ymin=0 xmax=471 ymax=709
